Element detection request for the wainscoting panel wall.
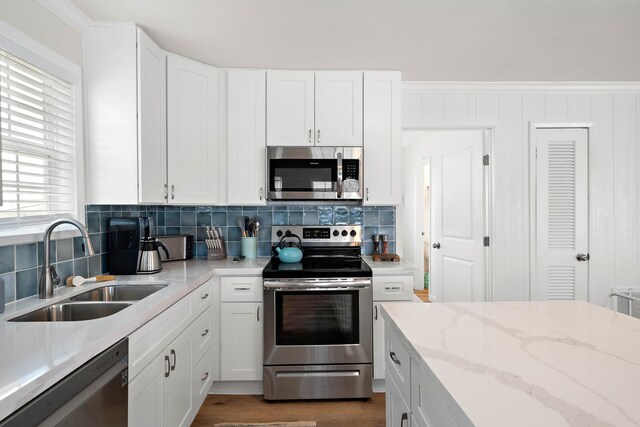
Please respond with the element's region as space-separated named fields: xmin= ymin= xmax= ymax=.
xmin=402 ymin=84 xmax=640 ymax=305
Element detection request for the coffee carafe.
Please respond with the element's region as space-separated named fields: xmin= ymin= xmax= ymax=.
xmin=137 ymin=218 xmax=170 ymax=274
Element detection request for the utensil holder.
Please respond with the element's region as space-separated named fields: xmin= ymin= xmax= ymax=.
xmin=207 ymin=236 xmax=227 ymax=260
xmin=241 ymin=236 xmax=257 ymax=259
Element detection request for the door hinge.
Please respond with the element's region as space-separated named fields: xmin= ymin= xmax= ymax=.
xmin=482 ymin=154 xmax=489 ymax=166
xmin=483 ymin=236 xmax=490 ymax=247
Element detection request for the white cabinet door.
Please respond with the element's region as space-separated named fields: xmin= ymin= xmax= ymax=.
xmin=227 ymin=70 xmax=267 ymax=205
xmin=129 ymin=352 xmax=164 ymax=427
xmin=167 ymin=54 xmax=220 ymax=204
xmin=163 ymin=328 xmax=194 ymax=427
xmin=373 ymin=302 xmax=386 ymax=380
xmin=315 ymin=71 xmax=363 ymax=147
xmin=137 ymin=28 xmax=167 ymax=204
xmin=220 ymin=302 xmax=263 ymax=381
xmin=266 ymin=70 xmax=314 ymax=146
xmin=363 ymin=71 xmax=402 ymax=205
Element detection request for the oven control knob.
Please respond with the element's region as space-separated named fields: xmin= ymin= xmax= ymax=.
xmin=333 ymin=230 xmax=339 ymax=237
xmin=350 ymin=230 xmax=357 ymax=237
xmin=341 ymin=230 xmax=348 ymax=237
xmin=276 ymin=230 xmax=283 ymax=238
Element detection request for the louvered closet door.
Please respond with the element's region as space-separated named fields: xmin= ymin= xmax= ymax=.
xmin=535 ymin=128 xmax=589 ymax=301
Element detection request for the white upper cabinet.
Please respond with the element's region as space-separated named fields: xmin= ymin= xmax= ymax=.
xmin=266 ymin=71 xmax=363 ymax=147
xmin=266 ymin=71 xmax=314 ymax=146
xmin=137 ymin=29 xmax=167 ymax=204
xmin=363 ymin=71 xmax=402 ymax=205
xmin=167 ymin=55 xmax=220 ymax=204
xmin=227 ymin=70 xmax=267 ymax=205
xmin=315 ymin=71 xmax=363 ymax=147
xmin=84 ymin=23 xmax=166 ymax=204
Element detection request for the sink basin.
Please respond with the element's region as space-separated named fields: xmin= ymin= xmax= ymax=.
xmin=69 ymin=284 xmax=167 ymax=302
xmin=9 ymin=302 xmax=132 ymax=322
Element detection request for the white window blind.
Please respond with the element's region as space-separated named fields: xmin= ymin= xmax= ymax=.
xmin=0 ymin=47 xmax=76 ymax=224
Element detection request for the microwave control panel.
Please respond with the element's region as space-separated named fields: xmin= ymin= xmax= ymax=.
xmin=342 ymin=160 xmax=360 ymax=180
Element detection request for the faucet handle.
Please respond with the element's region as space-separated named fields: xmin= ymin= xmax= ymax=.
xmin=49 ymin=265 xmax=60 ymax=287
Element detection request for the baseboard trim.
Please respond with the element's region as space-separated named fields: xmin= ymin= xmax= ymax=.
xmin=209 ymin=381 xmax=264 ymax=395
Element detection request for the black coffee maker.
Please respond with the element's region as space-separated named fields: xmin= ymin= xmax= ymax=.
xmin=108 ymin=217 xmax=154 ymax=275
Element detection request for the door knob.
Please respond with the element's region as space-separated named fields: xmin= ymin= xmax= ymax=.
xmin=433 ymin=242 xmax=441 ymax=249
xmin=576 ymin=253 xmax=590 ymax=261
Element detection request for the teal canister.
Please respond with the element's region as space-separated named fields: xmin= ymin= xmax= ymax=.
xmin=241 ymin=236 xmax=257 ymax=259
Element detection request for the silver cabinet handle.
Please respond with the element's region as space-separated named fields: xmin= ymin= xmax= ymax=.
xmin=201 ymin=293 xmax=209 ymax=300
xmin=401 ymin=413 xmax=408 ymax=426
xmin=164 ymin=183 xmax=168 ymax=200
xmin=257 ymin=306 xmax=260 ymax=322
xmin=317 ymin=129 xmax=321 ymax=144
xmin=235 ymin=287 xmax=250 ymax=291
xmin=201 ymin=372 xmax=209 ymax=382
xmin=390 ymin=351 xmax=401 ymax=366
xmin=201 ymin=329 xmax=209 ymax=337
xmin=170 ymin=349 xmax=176 ymax=371
xmin=164 ymin=355 xmax=170 ymax=378
xmin=385 ymin=286 xmax=401 ymax=291
xmin=308 ymin=129 xmax=312 ymax=143
xmin=171 ymin=184 xmax=175 ymax=200
xmin=374 ymin=304 xmax=378 ymax=320
xmin=366 ymin=187 xmax=369 ymax=201
xmin=576 ymin=253 xmax=590 ymax=261
xmin=259 ymin=187 xmax=263 ymax=200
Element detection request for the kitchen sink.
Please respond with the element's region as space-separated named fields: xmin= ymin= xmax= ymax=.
xmin=9 ymin=302 xmax=133 ymax=322
xmin=69 ymin=284 xmax=167 ymax=302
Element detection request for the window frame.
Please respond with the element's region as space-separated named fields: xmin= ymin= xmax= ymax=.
xmin=0 ymin=19 xmax=85 ymax=244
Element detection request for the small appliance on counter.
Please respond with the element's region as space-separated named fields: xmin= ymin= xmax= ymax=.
xmin=136 ymin=218 xmax=169 ymax=274
xmin=157 ymin=234 xmax=193 ymax=261
xmin=108 ymin=217 xmax=148 ymax=275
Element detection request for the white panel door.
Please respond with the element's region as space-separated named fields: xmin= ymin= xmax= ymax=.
xmin=137 ymin=28 xmax=167 ymax=204
xmin=315 ymin=71 xmax=363 ymax=147
xmin=129 ymin=352 xmax=164 ymax=427
xmin=266 ymin=70 xmax=314 ymax=146
xmin=363 ymin=71 xmax=401 ymax=205
xmin=227 ymin=70 xmax=267 ymax=205
xmin=167 ymin=55 xmax=219 ymax=204
xmin=163 ymin=329 xmax=194 ymax=427
xmin=430 ymin=133 xmax=485 ymax=302
xmin=534 ymin=128 xmax=589 ymax=301
xmin=220 ymin=302 xmax=263 ymax=381
xmin=372 ymin=302 xmax=385 ymax=380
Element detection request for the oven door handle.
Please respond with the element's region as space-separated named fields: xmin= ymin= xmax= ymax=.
xmin=264 ymin=285 xmax=369 ymax=291
xmin=264 ymin=279 xmax=371 ymax=290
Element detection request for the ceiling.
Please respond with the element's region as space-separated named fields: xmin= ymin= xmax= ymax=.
xmin=70 ymin=0 xmax=640 ymax=81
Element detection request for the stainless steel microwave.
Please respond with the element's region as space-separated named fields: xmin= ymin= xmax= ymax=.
xmin=267 ymin=146 xmax=363 ymax=201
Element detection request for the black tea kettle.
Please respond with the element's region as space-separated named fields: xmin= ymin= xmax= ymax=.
xmin=137 ymin=237 xmax=170 ymax=274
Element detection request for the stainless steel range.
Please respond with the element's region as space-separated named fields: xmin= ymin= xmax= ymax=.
xmin=262 ymin=225 xmax=372 ymax=400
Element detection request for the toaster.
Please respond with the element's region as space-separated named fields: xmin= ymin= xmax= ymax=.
xmin=157 ymin=235 xmax=193 ymax=261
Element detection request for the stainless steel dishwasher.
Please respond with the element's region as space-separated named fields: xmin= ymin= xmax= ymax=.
xmin=0 ymin=338 xmax=128 ymax=427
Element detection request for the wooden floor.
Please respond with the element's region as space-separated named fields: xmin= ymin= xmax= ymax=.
xmin=191 ymin=393 xmax=386 ymax=427
xmin=414 ymin=288 xmax=429 ymax=302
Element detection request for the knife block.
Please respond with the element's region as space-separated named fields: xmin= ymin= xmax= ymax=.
xmin=207 ymin=236 xmax=227 ymax=260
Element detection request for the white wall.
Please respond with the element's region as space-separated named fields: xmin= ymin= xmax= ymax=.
xmin=402 ymin=84 xmax=640 ymax=305
xmin=0 ymin=0 xmax=82 ymax=65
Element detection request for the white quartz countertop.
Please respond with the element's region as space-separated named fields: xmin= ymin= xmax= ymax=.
xmin=364 ymin=256 xmax=415 ymax=275
xmin=381 ymin=300 xmax=640 ymax=427
xmin=0 ymin=257 xmax=269 ymax=421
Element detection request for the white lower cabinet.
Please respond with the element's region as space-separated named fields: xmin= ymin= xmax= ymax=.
xmin=220 ymin=302 xmax=263 ymax=380
xmin=128 ymin=280 xmax=214 ymax=426
xmin=386 ymin=371 xmax=411 ymax=427
xmin=373 ymin=302 xmax=385 ymax=380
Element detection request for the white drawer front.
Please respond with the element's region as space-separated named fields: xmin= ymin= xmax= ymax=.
xmin=192 ymin=307 xmax=213 ymax=363
xmin=385 ymin=323 xmax=411 ymax=405
xmin=374 ymin=275 xmax=414 ymax=301
xmin=221 ymin=276 xmax=262 ymax=302
xmin=195 ymin=349 xmax=213 ymax=406
xmin=192 ymin=281 xmax=213 ymax=316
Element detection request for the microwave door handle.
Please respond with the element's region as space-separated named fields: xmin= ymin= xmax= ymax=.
xmin=337 ymin=152 xmax=343 ymax=199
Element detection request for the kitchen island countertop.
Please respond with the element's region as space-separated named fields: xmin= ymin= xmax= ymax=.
xmin=0 ymin=257 xmax=270 ymax=421
xmin=381 ymin=300 xmax=640 ymax=426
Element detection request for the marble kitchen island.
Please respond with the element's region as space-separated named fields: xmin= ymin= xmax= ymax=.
xmin=381 ymin=300 xmax=640 ymax=427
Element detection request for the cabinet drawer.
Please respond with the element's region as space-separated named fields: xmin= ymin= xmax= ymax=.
xmin=374 ymin=275 xmax=414 ymax=301
xmin=195 ymin=349 xmax=213 ymax=407
xmin=221 ymin=276 xmax=262 ymax=302
xmin=192 ymin=281 xmax=213 ymax=316
xmin=193 ymin=307 xmax=213 ymax=363
xmin=385 ymin=323 xmax=411 ymax=405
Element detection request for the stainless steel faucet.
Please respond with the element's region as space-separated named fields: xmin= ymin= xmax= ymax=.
xmin=39 ymin=219 xmax=96 ymax=298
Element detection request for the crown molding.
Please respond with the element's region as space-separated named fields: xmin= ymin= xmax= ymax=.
xmin=38 ymin=0 xmax=92 ymax=33
xmin=402 ymin=81 xmax=640 ymax=95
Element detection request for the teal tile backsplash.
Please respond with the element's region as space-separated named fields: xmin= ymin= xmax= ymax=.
xmin=1 ymin=204 xmax=396 ymax=305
